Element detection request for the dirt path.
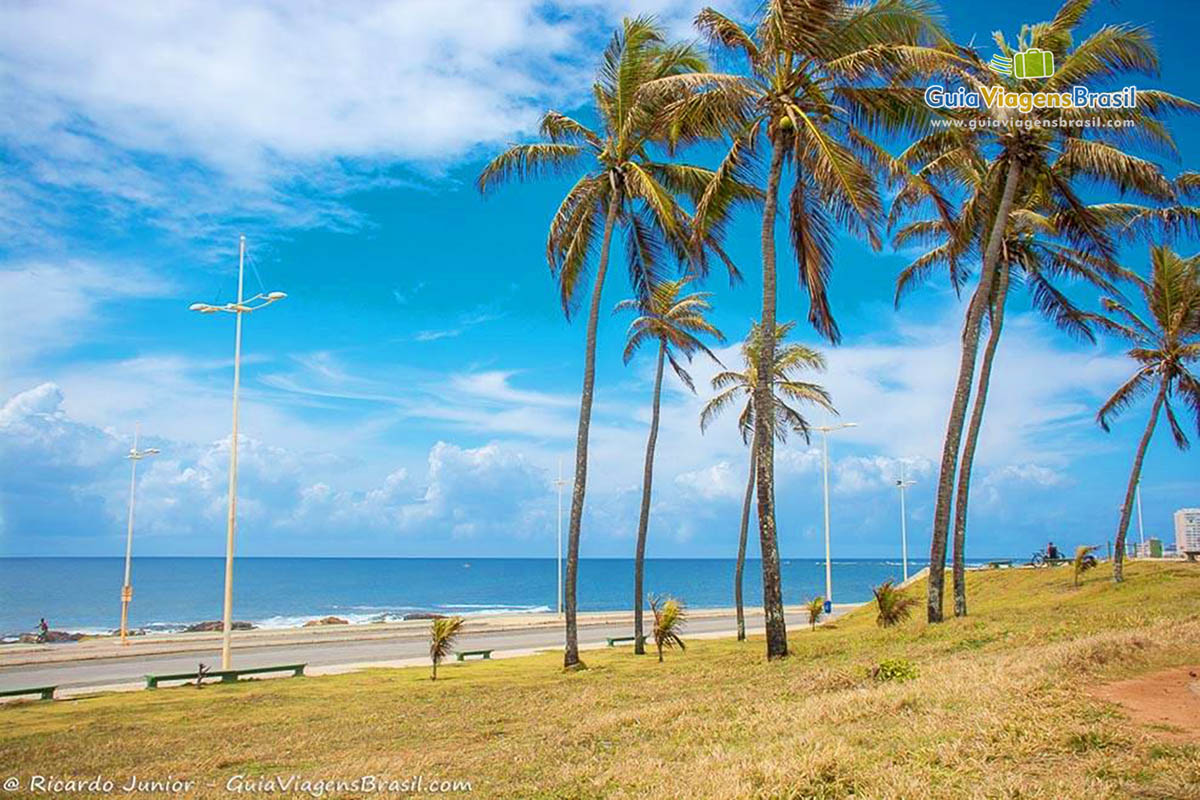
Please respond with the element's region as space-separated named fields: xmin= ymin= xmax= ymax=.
xmin=1092 ymin=666 xmax=1200 ymax=742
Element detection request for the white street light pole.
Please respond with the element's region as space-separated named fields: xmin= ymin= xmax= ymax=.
xmin=895 ymin=462 xmax=916 ymax=583
xmin=816 ymin=422 xmax=857 ymax=610
xmin=221 ymin=236 xmax=245 ymax=672
xmin=189 ymin=235 xmax=286 ymax=670
xmin=554 ymin=453 xmax=568 ymax=618
xmin=120 ymin=423 xmax=159 ymax=645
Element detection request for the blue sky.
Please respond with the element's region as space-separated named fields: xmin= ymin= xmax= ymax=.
xmin=1 ymin=0 xmax=1197 ymax=560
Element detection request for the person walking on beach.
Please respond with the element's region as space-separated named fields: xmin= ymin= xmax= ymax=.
xmin=1047 ymin=542 xmax=1060 ymax=560
xmin=37 ymin=618 xmax=48 ymax=643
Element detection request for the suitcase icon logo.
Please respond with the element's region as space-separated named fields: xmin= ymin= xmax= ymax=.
xmin=989 ymin=48 xmax=1054 ymax=80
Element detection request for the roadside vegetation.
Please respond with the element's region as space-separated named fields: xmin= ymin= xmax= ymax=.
xmin=4 ymin=563 xmax=1198 ymax=799
xmin=473 ymin=0 xmax=1200 ymax=665
xmin=429 ymin=616 xmax=465 ymax=681
xmin=873 ymin=580 xmax=919 ymax=627
xmin=806 ymin=596 xmax=824 ymax=631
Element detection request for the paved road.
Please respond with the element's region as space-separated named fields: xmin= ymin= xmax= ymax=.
xmin=0 ymin=607 xmax=851 ymax=693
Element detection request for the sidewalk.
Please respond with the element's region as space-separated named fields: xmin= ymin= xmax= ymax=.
xmin=0 ymin=604 xmax=859 ymax=668
xmin=23 ymin=609 xmax=859 ymax=705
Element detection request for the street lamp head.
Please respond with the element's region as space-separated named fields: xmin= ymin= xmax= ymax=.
xmin=843 ymin=422 xmax=859 ymax=429
xmin=145 ymin=448 xmax=161 ymax=456
xmin=188 ymin=303 xmax=209 ymax=312
xmin=267 ymin=291 xmax=287 ymax=300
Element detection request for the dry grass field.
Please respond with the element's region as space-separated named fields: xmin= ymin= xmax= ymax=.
xmin=2 ymin=561 xmax=1199 ymax=799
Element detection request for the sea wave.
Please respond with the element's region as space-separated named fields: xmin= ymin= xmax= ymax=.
xmin=333 ymin=605 xmax=424 ymax=613
xmin=4 ymin=604 xmax=561 ymax=638
xmin=436 ymin=604 xmax=552 ymax=618
xmin=232 ymin=604 xmax=557 ymax=631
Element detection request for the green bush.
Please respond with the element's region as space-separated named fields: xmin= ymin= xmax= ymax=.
xmin=806 ymin=596 xmax=825 ymax=630
xmin=872 ymin=658 xmax=919 ymax=683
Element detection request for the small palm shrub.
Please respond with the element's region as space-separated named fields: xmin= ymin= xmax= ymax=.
xmin=1073 ymin=545 xmax=1099 ymax=587
xmin=872 ymin=658 xmax=919 ymax=683
xmin=649 ymin=594 xmax=687 ymax=663
xmin=807 ymin=596 xmax=825 ymax=631
xmin=429 ymin=616 xmax=465 ymax=680
xmin=873 ymin=581 xmax=918 ymax=628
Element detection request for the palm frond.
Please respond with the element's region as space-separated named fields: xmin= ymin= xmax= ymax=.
xmin=477 ymin=143 xmax=585 ymax=195
xmin=1096 ymin=366 xmax=1155 ymax=431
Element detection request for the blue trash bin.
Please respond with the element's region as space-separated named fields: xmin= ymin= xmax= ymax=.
xmin=823 ymin=599 xmax=832 ymax=614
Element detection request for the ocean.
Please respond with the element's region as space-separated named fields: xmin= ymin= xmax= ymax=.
xmin=0 ymin=556 xmax=960 ymax=639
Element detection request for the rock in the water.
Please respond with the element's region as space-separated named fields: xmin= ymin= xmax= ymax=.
xmin=402 ymin=612 xmax=446 ymax=621
xmin=184 ymin=620 xmax=256 ymax=632
xmin=303 ymin=616 xmax=349 ymax=627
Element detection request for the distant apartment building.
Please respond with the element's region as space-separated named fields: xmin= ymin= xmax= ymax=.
xmin=1175 ymin=508 xmax=1200 ymax=555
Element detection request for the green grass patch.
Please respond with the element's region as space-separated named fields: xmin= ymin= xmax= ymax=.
xmin=2 ymin=561 xmax=1199 ymax=798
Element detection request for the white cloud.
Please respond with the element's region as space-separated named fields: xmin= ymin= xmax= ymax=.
xmin=985 ymin=463 xmax=1068 ymax=488
xmin=675 ymin=460 xmax=745 ymax=501
xmin=807 ymin=311 xmax=1131 ymax=468
xmin=834 ymin=455 xmax=934 ymax=494
xmin=243 ymin=305 xmax=1132 ymax=512
xmin=0 ymin=380 xmax=556 ymax=554
xmin=403 ymin=442 xmax=548 ymax=538
xmin=1 ymin=2 xmax=569 ymax=174
xmin=0 ymin=382 xmax=125 ymax=543
xmin=449 ymin=370 xmax=577 ymax=410
xmin=0 ymin=261 xmax=173 ymax=369
xmin=2 ymin=298 xmax=1179 ymax=558
xmin=415 ymin=329 xmax=461 ymax=342
xmin=0 ymin=382 xmax=63 ymax=426
xmin=0 ymin=0 xmax=719 ymax=246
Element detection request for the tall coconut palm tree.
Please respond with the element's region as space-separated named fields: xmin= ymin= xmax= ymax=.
xmin=892 ymin=159 xmax=1144 ymax=616
xmin=700 ymin=321 xmax=834 ymax=641
xmin=648 ymin=0 xmax=949 ymax=658
xmin=890 ymin=0 xmax=1195 ymax=621
xmin=617 ymin=277 xmax=724 ymax=655
xmin=477 ymin=18 xmax=745 ymax=668
xmin=1093 ymin=246 xmax=1200 ymax=582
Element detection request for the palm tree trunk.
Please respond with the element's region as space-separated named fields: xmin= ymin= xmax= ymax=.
xmin=1113 ymin=385 xmax=1165 ymax=582
xmin=563 ymin=178 xmax=622 ymax=669
xmin=754 ymin=134 xmax=788 ymax=660
xmin=927 ymin=157 xmax=1022 ymax=624
xmin=632 ymin=339 xmax=666 ymax=655
xmin=952 ymin=262 xmax=1011 ymax=617
xmin=735 ymin=435 xmax=757 ymax=642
